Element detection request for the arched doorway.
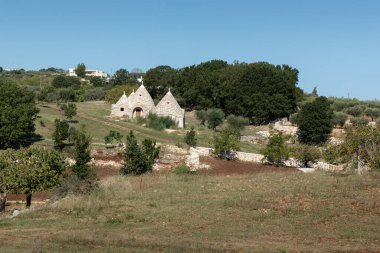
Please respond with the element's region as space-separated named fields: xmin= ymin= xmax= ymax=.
xmin=133 ymin=107 xmax=143 ymax=118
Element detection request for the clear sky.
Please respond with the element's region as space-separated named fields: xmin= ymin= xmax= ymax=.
xmin=1 ymin=0 xmax=379 ymax=100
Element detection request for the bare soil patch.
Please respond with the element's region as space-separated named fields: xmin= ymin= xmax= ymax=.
xmin=200 ymin=156 xmax=299 ymax=175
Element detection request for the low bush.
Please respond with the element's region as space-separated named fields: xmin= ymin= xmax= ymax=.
xmin=262 ymin=133 xmax=289 ymax=166
xmin=147 ymin=113 xmax=176 ymax=131
xmin=211 ymin=128 xmax=240 ymax=160
xmin=172 ymin=164 xmax=195 ymax=174
xmin=184 ymin=126 xmax=197 ymax=147
xmin=350 ymin=117 xmax=369 ymax=127
xmin=331 ymin=112 xmax=347 ymax=127
xmin=291 ymin=144 xmax=321 ymax=167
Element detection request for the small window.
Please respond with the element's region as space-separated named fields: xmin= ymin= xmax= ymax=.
xmin=167 ymin=102 xmax=170 ymax=104
xmin=120 ymin=108 xmax=124 ymax=111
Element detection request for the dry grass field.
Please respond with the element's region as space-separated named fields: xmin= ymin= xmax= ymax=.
xmin=1 ymin=171 xmax=379 ymax=252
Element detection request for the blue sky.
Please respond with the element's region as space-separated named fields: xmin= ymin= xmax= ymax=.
xmin=1 ymin=0 xmax=379 ymax=100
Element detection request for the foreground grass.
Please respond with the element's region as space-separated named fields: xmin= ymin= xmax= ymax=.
xmin=1 ymin=172 xmax=379 ymax=252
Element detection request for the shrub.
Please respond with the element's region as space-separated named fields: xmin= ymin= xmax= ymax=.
xmin=211 ymin=128 xmax=240 ymax=160
xmin=364 ymin=108 xmax=380 ymax=121
xmin=172 ymin=164 xmax=194 ymax=174
xmin=291 ymin=144 xmax=321 ymax=167
xmin=53 ymin=175 xmax=97 ymax=198
xmin=195 ymin=110 xmax=208 ymax=126
xmin=289 ymin=113 xmax=298 ymax=125
xmin=58 ymin=88 xmax=77 ymax=102
xmin=350 ymin=117 xmax=369 ymax=127
xmin=52 ymin=119 xmax=70 ymax=150
xmin=52 ymin=76 xmax=81 ymax=88
xmin=84 ymin=88 xmax=106 ymax=101
xmin=226 ymin=114 xmax=250 ymax=134
xmin=207 ymin=108 xmax=225 ymax=130
xmin=331 ymin=112 xmax=347 ymax=127
xmin=147 ymin=113 xmax=176 ymax=131
xmin=60 ymin=103 xmax=77 ymax=120
xmin=104 ymin=130 xmax=123 ymax=147
xmin=322 ymin=144 xmax=345 ymax=165
xmin=262 ymin=133 xmax=289 ymax=166
xmin=344 ymin=105 xmax=365 ymax=117
xmin=71 ymin=127 xmax=93 ymax=180
xmin=121 ymin=131 xmax=160 ymax=175
xmin=184 ymin=126 xmax=197 ymax=147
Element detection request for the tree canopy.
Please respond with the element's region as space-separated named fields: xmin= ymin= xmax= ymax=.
xmin=0 ymin=79 xmax=40 ymax=149
xmin=75 ymin=63 xmax=86 ymax=78
xmin=0 ymin=148 xmax=67 ymax=194
xmin=297 ymin=96 xmax=333 ymax=145
xmin=144 ymin=60 xmax=300 ymax=124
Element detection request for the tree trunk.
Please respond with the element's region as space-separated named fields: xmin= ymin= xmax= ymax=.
xmin=26 ymin=192 xmax=32 ymax=208
xmin=0 ymin=193 xmax=6 ymax=212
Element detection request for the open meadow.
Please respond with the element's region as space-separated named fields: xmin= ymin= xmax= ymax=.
xmin=1 ymin=171 xmax=379 ymax=252
xmin=34 ymin=101 xmax=264 ymax=153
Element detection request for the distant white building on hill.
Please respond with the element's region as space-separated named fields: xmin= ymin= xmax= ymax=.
xmin=68 ymin=68 xmax=108 ymax=78
xmin=111 ymin=84 xmax=185 ymax=128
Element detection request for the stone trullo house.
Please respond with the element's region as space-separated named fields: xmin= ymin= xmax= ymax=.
xmin=111 ymin=84 xmax=185 ymax=128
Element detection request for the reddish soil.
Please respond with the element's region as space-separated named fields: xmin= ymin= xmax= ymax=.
xmin=93 ymin=150 xmax=124 ymax=163
xmin=95 ymin=165 xmax=120 ymax=179
xmin=7 ymin=192 xmax=52 ymax=201
xmin=200 ymin=156 xmax=299 ymax=175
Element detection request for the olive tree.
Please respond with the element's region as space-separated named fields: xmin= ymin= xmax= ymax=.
xmin=0 ymin=148 xmax=67 ymax=207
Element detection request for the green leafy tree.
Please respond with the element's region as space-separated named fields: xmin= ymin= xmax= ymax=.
xmin=184 ymin=126 xmax=197 ymax=147
xmin=121 ymin=131 xmax=160 ymax=175
xmin=52 ymin=119 xmax=70 ymax=150
xmin=52 ymin=76 xmax=81 ymax=88
xmin=364 ymin=108 xmax=380 ymax=121
xmin=75 ymin=63 xmax=86 ymax=78
xmin=211 ymin=128 xmax=240 ymax=160
xmin=110 ymin=69 xmax=133 ymax=86
xmin=344 ymin=105 xmax=365 ymax=117
xmin=60 ymin=103 xmax=77 ymax=120
xmin=291 ymin=144 xmax=321 ymax=167
xmin=87 ymin=76 xmax=106 ymax=87
xmin=207 ymin=108 xmax=225 ymax=130
xmin=0 ymin=79 xmax=39 ymax=149
xmin=0 ymin=148 xmax=67 ymax=207
xmin=262 ymin=133 xmax=289 ymax=166
xmin=341 ymin=126 xmax=380 ymax=171
xmin=297 ymin=96 xmax=333 ymax=145
xmin=71 ymin=127 xmax=93 ymax=180
xmin=195 ymin=110 xmax=208 ymax=126
xmin=0 ymin=67 xmax=3 ymax=72
xmin=104 ymin=84 xmax=137 ymax=103
xmin=144 ymin=65 xmax=178 ymax=99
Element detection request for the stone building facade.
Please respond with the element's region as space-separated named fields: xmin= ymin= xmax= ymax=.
xmin=111 ymin=84 xmax=185 ymax=128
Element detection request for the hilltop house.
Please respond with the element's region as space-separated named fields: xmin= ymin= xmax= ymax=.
xmin=68 ymin=68 xmax=108 ymax=78
xmin=111 ymin=84 xmax=185 ymax=128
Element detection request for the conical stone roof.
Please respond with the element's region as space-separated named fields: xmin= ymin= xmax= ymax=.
xmin=154 ymin=89 xmax=184 ymax=117
xmin=115 ymin=91 xmax=128 ymax=105
xmin=128 ymin=84 xmax=155 ymax=112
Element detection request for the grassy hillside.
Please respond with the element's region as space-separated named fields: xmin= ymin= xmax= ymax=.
xmin=34 ymin=101 xmax=264 ymax=152
xmin=1 ymin=172 xmax=379 ymax=252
